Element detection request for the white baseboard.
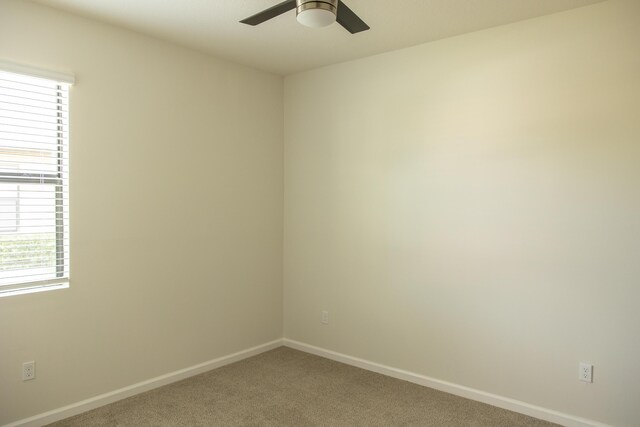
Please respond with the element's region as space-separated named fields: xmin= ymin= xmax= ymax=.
xmin=282 ymin=338 xmax=609 ymax=427
xmin=5 ymin=339 xmax=283 ymax=427
xmin=5 ymin=338 xmax=609 ymax=427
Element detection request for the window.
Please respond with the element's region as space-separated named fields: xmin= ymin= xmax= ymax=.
xmin=0 ymin=66 xmax=71 ymax=297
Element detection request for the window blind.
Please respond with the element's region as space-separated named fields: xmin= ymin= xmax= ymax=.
xmin=0 ymin=69 xmax=70 ymax=296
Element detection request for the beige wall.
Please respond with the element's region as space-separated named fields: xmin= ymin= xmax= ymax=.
xmin=284 ymin=1 xmax=640 ymax=426
xmin=0 ymin=0 xmax=283 ymax=424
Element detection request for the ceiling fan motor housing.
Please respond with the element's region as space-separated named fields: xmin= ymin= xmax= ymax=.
xmin=296 ymin=0 xmax=339 ymax=27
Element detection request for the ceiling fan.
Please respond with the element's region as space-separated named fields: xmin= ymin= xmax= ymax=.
xmin=240 ymin=0 xmax=370 ymax=34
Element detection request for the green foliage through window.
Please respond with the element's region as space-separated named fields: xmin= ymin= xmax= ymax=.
xmin=0 ymin=234 xmax=56 ymax=271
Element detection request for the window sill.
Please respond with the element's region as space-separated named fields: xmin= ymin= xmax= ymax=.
xmin=0 ymin=281 xmax=69 ymax=298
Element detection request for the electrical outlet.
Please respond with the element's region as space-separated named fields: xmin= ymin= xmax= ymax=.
xmin=579 ymin=362 xmax=593 ymax=383
xmin=22 ymin=361 xmax=35 ymax=381
xmin=321 ymin=310 xmax=329 ymax=324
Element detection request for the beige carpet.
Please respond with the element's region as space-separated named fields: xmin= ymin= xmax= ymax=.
xmin=48 ymin=347 xmax=559 ymax=426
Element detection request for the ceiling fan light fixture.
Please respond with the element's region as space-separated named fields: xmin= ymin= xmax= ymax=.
xmin=296 ymin=0 xmax=338 ymax=28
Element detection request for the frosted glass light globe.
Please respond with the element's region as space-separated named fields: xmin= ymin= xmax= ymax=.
xmin=296 ymin=7 xmax=336 ymax=28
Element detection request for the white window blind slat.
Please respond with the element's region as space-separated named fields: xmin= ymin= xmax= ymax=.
xmin=0 ymin=69 xmax=70 ymax=296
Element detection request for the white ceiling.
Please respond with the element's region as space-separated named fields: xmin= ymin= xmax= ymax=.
xmin=31 ymin=0 xmax=605 ymax=75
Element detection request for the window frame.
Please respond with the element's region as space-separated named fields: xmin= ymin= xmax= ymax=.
xmin=0 ymin=62 xmax=74 ymax=297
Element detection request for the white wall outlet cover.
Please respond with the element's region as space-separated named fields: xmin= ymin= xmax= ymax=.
xmin=579 ymin=362 xmax=593 ymax=383
xmin=22 ymin=361 xmax=36 ymax=381
xmin=321 ymin=310 xmax=329 ymax=324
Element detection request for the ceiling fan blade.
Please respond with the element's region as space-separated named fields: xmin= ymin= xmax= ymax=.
xmin=336 ymin=1 xmax=369 ymax=34
xmin=240 ymin=0 xmax=297 ymax=26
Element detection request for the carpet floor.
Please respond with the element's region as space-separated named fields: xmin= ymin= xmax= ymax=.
xmin=48 ymin=346 xmax=559 ymax=426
